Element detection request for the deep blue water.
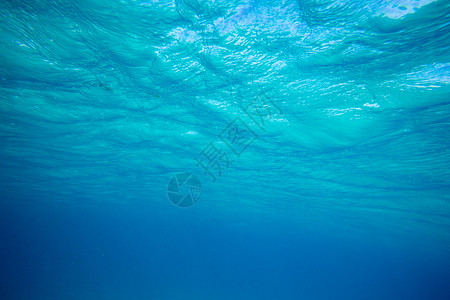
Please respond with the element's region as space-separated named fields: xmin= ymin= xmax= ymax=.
xmin=1 ymin=0 xmax=450 ymax=299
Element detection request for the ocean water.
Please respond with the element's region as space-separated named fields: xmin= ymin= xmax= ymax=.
xmin=1 ymin=0 xmax=450 ymax=299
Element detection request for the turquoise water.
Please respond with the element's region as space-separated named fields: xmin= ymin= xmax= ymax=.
xmin=1 ymin=0 xmax=450 ymax=299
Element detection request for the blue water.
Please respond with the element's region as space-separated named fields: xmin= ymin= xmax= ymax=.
xmin=1 ymin=0 xmax=450 ymax=299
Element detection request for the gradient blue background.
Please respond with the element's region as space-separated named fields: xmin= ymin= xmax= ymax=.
xmin=1 ymin=0 xmax=450 ymax=299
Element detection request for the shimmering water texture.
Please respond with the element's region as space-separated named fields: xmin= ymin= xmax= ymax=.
xmin=1 ymin=0 xmax=450 ymax=299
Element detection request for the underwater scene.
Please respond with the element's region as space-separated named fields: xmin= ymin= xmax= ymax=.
xmin=1 ymin=0 xmax=450 ymax=299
